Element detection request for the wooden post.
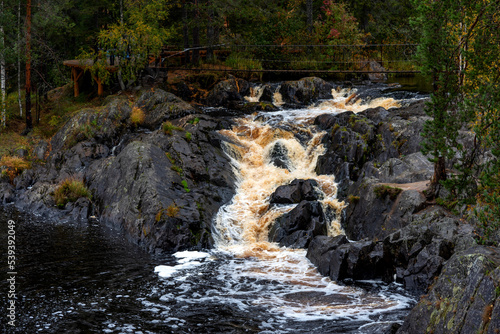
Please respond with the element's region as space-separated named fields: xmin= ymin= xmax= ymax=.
xmin=72 ymin=67 xmax=83 ymax=97
xmin=72 ymin=67 xmax=79 ymax=97
xmin=91 ymin=74 xmax=103 ymax=96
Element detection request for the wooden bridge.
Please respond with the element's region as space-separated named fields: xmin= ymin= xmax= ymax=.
xmin=64 ymin=44 xmax=419 ymax=97
xmin=153 ymin=44 xmax=420 ymax=76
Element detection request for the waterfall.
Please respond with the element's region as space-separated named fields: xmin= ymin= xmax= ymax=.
xmin=154 ymin=88 xmax=415 ymax=331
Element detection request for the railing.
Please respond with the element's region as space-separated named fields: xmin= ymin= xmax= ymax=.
xmin=153 ymin=44 xmax=419 ymax=75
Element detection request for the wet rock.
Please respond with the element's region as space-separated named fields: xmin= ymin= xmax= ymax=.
xmin=268 ymin=201 xmax=327 ymax=248
xmin=226 ymin=101 xmax=279 ymax=113
xmin=206 ymin=76 xmax=250 ymax=107
xmin=260 ymin=84 xmax=276 ymax=103
xmin=306 ymin=235 xmax=349 ymax=276
xmin=397 ymin=246 xmax=500 ymax=334
xmin=269 ymin=142 xmax=291 ymax=169
xmin=270 ymin=179 xmax=321 ymax=204
xmin=343 ymin=178 xmax=426 ymax=241
xmin=279 ymin=77 xmax=333 ymax=105
xmin=135 ymin=89 xmax=197 ymax=129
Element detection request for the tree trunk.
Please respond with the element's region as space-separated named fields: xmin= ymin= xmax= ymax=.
xmin=206 ymin=0 xmax=216 ymax=61
xmin=25 ymin=0 xmax=33 ymax=133
xmin=1 ymin=0 xmax=6 ymax=128
xmin=182 ymin=0 xmax=190 ymax=64
xmin=18 ymin=0 xmax=23 ymax=117
xmin=306 ymin=0 xmax=313 ymax=34
xmin=120 ymin=0 xmax=124 ymax=26
xmin=192 ymin=0 xmax=200 ymax=64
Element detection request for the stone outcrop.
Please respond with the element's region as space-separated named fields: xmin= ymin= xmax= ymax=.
xmin=397 ymin=246 xmax=500 ymax=334
xmin=307 ymin=206 xmax=476 ymax=293
xmin=270 ymin=179 xmax=321 ymax=204
xmin=269 ymin=200 xmax=328 ymax=249
xmin=2 ymin=90 xmax=236 ymax=253
xmin=279 ymin=77 xmax=334 ymax=107
xmin=205 ymin=76 xmax=250 ymax=107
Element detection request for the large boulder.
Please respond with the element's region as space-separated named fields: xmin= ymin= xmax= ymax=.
xmin=11 ymin=96 xmax=236 ymax=253
xmin=343 ymin=180 xmax=427 ymax=241
xmin=134 ymin=89 xmax=198 ymax=129
xmin=279 ymin=77 xmax=333 ymax=106
xmin=205 ymin=76 xmax=250 ymax=107
xmin=397 ymin=246 xmax=500 ymax=334
xmin=307 ymin=206 xmax=476 ymax=292
xmin=87 ymin=115 xmax=235 ymax=252
xmin=270 ymin=179 xmax=321 ymax=204
xmin=315 ymin=100 xmax=429 ymax=199
xmin=268 ymin=200 xmax=328 ymax=248
xmin=50 ymin=96 xmax=132 ymax=152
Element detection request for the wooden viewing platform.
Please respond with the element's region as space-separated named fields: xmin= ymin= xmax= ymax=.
xmin=63 ymin=59 xmax=119 ymax=97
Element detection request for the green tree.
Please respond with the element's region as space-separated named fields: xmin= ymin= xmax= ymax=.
xmin=81 ymin=0 xmax=171 ymax=89
xmin=415 ymin=0 xmax=500 ymax=242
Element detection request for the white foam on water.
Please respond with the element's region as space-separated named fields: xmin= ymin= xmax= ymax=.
xmin=151 ymin=87 xmax=417 ymax=328
xmin=154 ymin=251 xmax=212 ymax=278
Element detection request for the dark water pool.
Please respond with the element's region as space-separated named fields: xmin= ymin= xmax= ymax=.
xmin=0 ymin=206 xmax=414 ymax=333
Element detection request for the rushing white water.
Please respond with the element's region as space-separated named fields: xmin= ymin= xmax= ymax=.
xmin=153 ymin=86 xmax=416 ymax=331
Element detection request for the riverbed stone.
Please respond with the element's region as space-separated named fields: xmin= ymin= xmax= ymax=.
xmin=269 ymin=200 xmax=328 ymax=248
xmin=279 ymin=77 xmax=333 ymax=105
xmin=270 ymin=179 xmax=321 ymax=204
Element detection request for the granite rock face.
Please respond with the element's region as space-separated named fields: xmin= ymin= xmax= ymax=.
xmin=397 ymin=246 xmax=500 ymax=334
xmin=3 ymin=91 xmax=235 ymax=253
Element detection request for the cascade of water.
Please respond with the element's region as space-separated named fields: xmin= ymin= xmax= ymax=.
xmin=213 ymin=118 xmax=343 ymax=255
xmin=153 ymin=88 xmax=416 ymax=331
xmin=244 ymin=85 xmax=266 ymax=102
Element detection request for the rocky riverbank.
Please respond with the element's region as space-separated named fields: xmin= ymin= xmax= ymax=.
xmin=1 ymin=75 xmax=498 ymax=332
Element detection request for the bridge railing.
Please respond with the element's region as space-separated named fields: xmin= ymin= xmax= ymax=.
xmin=156 ymin=44 xmax=419 ymax=75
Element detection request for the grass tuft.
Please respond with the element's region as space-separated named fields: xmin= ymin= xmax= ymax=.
xmin=53 ymin=178 xmax=91 ymax=208
xmin=162 ymin=121 xmax=183 ymax=136
xmin=130 ymin=107 xmax=145 ymax=125
xmin=374 ymin=185 xmax=402 ymax=201
xmin=0 ymin=156 xmax=31 ymax=182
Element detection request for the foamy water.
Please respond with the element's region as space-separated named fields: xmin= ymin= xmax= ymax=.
xmin=153 ymin=85 xmax=416 ymax=332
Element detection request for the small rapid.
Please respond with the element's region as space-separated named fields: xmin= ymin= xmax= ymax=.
xmin=153 ymin=85 xmax=419 ymax=332
xmin=0 ymin=84 xmax=424 ymax=334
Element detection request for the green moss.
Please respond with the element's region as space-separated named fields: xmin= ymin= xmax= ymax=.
xmin=171 ymin=165 xmax=183 ymax=174
xmin=188 ymin=117 xmax=200 ymax=125
xmin=181 ymin=179 xmax=190 ymax=193
xmin=185 ymin=131 xmax=192 ymax=141
xmin=162 ymin=121 xmax=184 ymax=135
xmin=347 ymin=195 xmax=360 ymax=204
xmin=374 ymin=185 xmax=403 ymax=201
xmin=165 ymin=152 xmax=176 ymax=164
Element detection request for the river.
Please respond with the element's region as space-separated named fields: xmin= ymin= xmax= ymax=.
xmin=1 ymin=83 xmax=426 ymax=333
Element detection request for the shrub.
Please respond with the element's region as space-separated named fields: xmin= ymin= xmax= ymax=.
xmin=166 ymin=203 xmax=180 ymax=217
xmin=0 ymin=156 xmax=31 ymax=182
xmin=162 ymin=121 xmax=183 ymax=136
xmin=374 ymin=185 xmax=402 ymax=201
xmin=185 ymin=132 xmax=192 ymax=141
xmin=53 ymin=178 xmax=91 ymax=208
xmin=130 ymin=107 xmax=145 ymax=125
